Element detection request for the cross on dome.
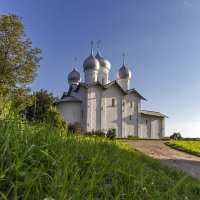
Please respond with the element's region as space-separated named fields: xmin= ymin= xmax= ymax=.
xmin=90 ymin=41 xmax=94 ymax=55
xmin=97 ymin=39 xmax=101 ymax=51
xmin=122 ymin=53 xmax=125 ymax=65
xmin=74 ymin=57 xmax=77 ymax=69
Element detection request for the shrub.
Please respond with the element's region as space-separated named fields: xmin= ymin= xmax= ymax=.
xmin=84 ymin=130 xmax=105 ymax=137
xmin=107 ymin=128 xmax=116 ymax=140
xmin=127 ymin=135 xmax=138 ymax=139
xmin=94 ymin=130 xmax=105 ymax=137
xmin=170 ymin=132 xmax=182 ymax=140
xmin=46 ymin=106 xmax=67 ymax=131
xmin=68 ymin=122 xmax=85 ymax=135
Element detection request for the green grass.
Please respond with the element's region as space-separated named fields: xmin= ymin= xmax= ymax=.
xmin=0 ymin=120 xmax=200 ymax=199
xmin=167 ymin=141 xmax=200 ymax=157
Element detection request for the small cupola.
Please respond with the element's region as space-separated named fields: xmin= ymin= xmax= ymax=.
xmin=68 ymin=58 xmax=81 ymax=86
xmin=117 ymin=53 xmax=131 ymax=80
xmin=117 ymin=53 xmax=132 ymax=91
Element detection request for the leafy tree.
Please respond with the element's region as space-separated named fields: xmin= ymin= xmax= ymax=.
xmin=0 ymin=14 xmax=41 ymax=97
xmin=170 ymin=132 xmax=182 ymax=140
xmin=25 ymin=89 xmax=59 ymax=122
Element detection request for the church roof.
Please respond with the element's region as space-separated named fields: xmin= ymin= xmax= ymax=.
xmin=55 ymin=93 xmax=82 ymax=104
xmin=67 ymin=81 xmax=146 ymax=100
xmin=141 ymin=110 xmax=168 ymax=118
xmin=126 ymin=89 xmax=146 ymax=100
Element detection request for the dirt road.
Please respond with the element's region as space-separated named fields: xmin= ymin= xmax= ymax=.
xmin=126 ymin=141 xmax=200 ymax=180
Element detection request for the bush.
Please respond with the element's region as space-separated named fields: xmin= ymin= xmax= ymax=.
xmin=84 ymin=129 xmax=105 ymax=137
xmin=94 ymin=130 xmax=105 ymax=137
xmin=170 ymin=132 xmax=182 ymax=140
xmin=68 ymin=122 xmax=85 ymax=135
xmin=46 ymin=106 xmax=67 ymax=131
xmin=107 ymin=128 xmax=116 ymax=140
xmin=127 ymin=135 xmax=138 ymax=139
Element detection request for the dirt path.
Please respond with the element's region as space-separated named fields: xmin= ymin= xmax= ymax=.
xmin=126 ymin=141 xmax=200 ymax=180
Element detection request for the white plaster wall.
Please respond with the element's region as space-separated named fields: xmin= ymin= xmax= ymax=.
xmin=84 ymin=69 xmax=98 ymax=84
xmin=87 ymin=85 xmax=102 ymax=131
xmin=56 ymin=102 xmax=82 ymax=124
xmin=123 ymin=93 xmax=140 ymax=137
xmin=97 ymin=67 xmax=109 ymax=85
xmin=140 ymin=116 xmax=150 ymax=138
xmin=71 ymin=86 xmax=87 ymax=129
xmin=117 ymin=78 xmax=130 ymax=91
xmin=140 ymin=115 xmax=164 ymax=138
xmin=103 ymin=84 xmax=123 ymax=137
xmin=150 ymin=117 xmax=163 ymax=139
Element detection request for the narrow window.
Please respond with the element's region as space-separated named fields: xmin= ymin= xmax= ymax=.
xmin=112 ymin=98 xmax=115 ymax=107
xmin=146 ymin=119 xmax=148 ymax=124
xmin=130 ymin=101 xmax=133 ymax=108
xmin=102 ymin=78 xmax=104 ymax=85
xmin=129 ymin=115 xmax=132 ymax=120
xmin=81 ymin=110 xmax=83 ymax=118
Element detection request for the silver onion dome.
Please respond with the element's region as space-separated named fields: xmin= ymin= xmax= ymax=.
xmin=95 ymin=51 xmax=111 ymax=70
xmin=117 ymin=64 xmax=132 ymax=80
xmin=83 ymin=52 xmax=100 ymax=71
xmin=68 ymin=68 xmax=81 ymax=83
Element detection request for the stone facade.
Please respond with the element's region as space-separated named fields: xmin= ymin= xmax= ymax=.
xmin=56 ymin=47 xmax=167 ymax=138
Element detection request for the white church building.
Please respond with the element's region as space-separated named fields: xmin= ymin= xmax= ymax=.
xmin=56 ymin=44 xmax=167 ymax=138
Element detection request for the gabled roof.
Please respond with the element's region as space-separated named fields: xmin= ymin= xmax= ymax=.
xmin=66 ymin=81 xmax=146 ymax=101
xmin=104 ymin=80 xmax=126 ymax=94
xmin=57 ymin=96 xmax=82 ymax=103
xmin=126 ymin=89 xmax=146 ymax=101
xmin=85 ymin=81 xmax=106 ymax=90
xmin=141 ymin=110 xmax=168 ymax=118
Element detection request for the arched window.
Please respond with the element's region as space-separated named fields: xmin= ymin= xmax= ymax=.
xmin=129 ymin=115 xmax=132 ymax=120
xmin=130 ymin=101 xmax=133 ymax=108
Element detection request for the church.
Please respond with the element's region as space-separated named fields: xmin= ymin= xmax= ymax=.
xmin=56 ymin=43 xmax=167 ymax=138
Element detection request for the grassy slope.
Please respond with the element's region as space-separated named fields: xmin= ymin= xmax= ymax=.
xmin=167 ymin=141 xmax=200 ymax=157
xmin=0 ymin=121 xmax=200 ymax=199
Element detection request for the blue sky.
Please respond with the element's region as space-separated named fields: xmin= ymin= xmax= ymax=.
xmin=1 ymin=0 xmax=200 ymax=137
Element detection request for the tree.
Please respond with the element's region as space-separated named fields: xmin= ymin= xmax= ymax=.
xmin=25 ymin=89 xmax=59 ymax=122
xmin=170 ymin=132 xmax=182 ymax=140
xmin=0 ymin=14 xmax=41 ymax=97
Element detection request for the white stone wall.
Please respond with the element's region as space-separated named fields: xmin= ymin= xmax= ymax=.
xmin=84 ymin=69 xmax=98 ymax=84
xmin=97 ymin=67 xmax=109 ymax=85
xmin=56 ymin=101 xmax=82 ymax=124
xmin=103 ymin=84 xmax=123 ymax=137
xmin=140 ymin=115 xmax=164 ymax=138
xmin=123 ymin=93 xmax=140 ymax=137
xmin=71 ymin=86 xmax=87 ymax=129
xmin=117 ymin=78 xmax=130 ymax=91
xmin=86 ymin=85 xmax=102 ymax=131
xmin=57 ymin=83 xmax=165 ymax=139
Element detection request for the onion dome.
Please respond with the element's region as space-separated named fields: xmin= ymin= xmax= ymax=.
xmin=68 ymin=68 xmax=81 ymax=83
xmin=83 ymin=42 xmax=100 ymax=71
xmin=117 ymin=64 xmax=132 ymax=79
xmin=95 ymin=51 xmax=111 ymax=70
